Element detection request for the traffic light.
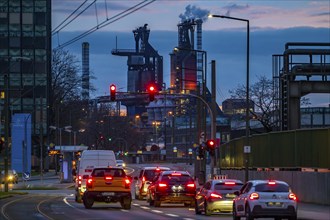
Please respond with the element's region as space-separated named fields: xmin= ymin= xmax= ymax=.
xmin=148 ymin=85 xmax=156 ymax=101
xmin=206 ymin=139 xmax=216 ymax=156
xmin=110 ymin=84 xmax=116 ymax=101
xmin=199 ymin=143 xmax=206 ymax=160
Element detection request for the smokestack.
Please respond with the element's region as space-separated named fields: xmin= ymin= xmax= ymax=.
xmin=196 ymin=19 xmax=203 ymax=82
xmin=82 ymin=42 xmax=90 ymax=100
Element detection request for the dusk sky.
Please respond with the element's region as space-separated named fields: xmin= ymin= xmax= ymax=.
xmin=52 ymin=0 xmax=330 ymax=107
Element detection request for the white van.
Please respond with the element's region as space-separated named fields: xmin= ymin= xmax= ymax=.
xmin=75 ymin=150 xmax=116 ymax=202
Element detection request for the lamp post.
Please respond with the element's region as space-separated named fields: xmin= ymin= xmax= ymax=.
xmin=209 ymin=14 xmax=250 ymax=181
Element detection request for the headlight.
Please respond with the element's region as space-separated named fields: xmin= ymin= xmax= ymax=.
xmin=123 ymin=163 xmax=126 ymax=167
xmin=8 ymin=175 xmax=13 ymax=180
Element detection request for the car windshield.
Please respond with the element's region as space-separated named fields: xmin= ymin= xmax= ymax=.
xmin=162 ymin=174 xmax=193 ymax=184
xmin=144 ymin=169 xmax=163 ymax=181
xmin=255 ymin=183 xmax=290 ymax=192
xmin=214 ymin=182 xmax=243 ymax=192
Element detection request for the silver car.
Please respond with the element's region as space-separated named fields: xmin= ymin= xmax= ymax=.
xmin=233 ymin=180 xmax=297 ymax=220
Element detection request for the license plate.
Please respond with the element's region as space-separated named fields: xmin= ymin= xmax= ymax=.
xmin=102 ymin=192 xmax=115 ymax=196
xmin=267 ymin=202 xmax=282 ymax=207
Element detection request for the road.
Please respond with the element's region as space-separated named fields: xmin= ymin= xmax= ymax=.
xmin=1 ymin=163 xmax=329 ymax=220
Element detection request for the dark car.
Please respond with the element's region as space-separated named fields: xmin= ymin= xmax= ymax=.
xmin=146 ymin=170 xmax=196 ymax=207
xmin=1 ymin=169 xmax=19 ymax=184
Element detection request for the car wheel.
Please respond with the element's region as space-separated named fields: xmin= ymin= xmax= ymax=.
xmin=154 ymin=196 xmax=161 ymax=207
xmin=204 ymin=200 xmax=212 ymax=216
xmin=83 ymin=196 xmax=94 ymax=209
xmin=289 ymin=215 xmax=297 ymax=220
xmin=245 ymin=204 xmax=254 ymax=220
xmin=232 ymin=203 xmax=241 ymax=220
xmin=121 ymin=197 xmax=132 ymax=210
xmin=195 ymin=200 xmax=201 ymax=215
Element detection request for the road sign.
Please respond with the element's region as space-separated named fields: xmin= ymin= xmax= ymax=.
xmin=22 ymin=172 xmax=30 ymax=180
xmin=244 ymin=145 xmax=251 ymax=153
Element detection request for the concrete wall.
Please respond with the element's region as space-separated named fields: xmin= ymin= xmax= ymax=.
xmin=221 ymin=170 xmax=330 ymax=205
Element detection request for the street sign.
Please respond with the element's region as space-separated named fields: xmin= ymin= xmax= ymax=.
xmin=244 ymin=145 xmax=251 ymax=153
xmin=22 ymin=172 xmax=30 ymax=180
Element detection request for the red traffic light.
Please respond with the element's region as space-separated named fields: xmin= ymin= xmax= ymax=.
xmin=147 ymin=85 xmax=156 ymax=101
xmin=206 ymin=140 xmax=215 ymax=148
xmin=110 ymin=84 xmax=116 ymax=101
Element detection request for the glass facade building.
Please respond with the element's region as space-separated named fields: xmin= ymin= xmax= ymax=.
xmin=0 ymin=0 xmax=51 ymax=149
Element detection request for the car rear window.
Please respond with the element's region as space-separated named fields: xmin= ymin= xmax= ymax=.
xmin=214 ymin=182 xmax=243 ymax=191
xmin=162 ymin=174 xmax=193 ymax=184
xmin=92 ymin=168 xmax=125 ymax=177
xmin=255 ymin=183 xmax=290 ymax=192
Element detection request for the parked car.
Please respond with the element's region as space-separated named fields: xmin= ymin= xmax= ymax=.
xmin=116 ymin=159 xmax=126 ymax=168
xmin=1 ymin=169 xmax=19 ymax=184
xmin=134 ymin=166 xmax=170 ymax=200
xmin=195 ymin=179 xmax=243 ymax=215
xmin=146 ymin=170 xmax=196 ymax=207
xmin=233 ymin=180 xmax=298 ymax=220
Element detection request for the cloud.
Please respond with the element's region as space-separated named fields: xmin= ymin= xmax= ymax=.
xmin=223 ymin=3 xmax=250 ymax=16
xmin=179 ymin=4 xmax=210 ymax=22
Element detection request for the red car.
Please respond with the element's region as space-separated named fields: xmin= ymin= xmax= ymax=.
xmin=146 ymin=170 xmax=196 ymax=207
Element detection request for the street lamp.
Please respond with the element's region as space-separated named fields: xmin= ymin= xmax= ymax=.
xmin=209 ymin=14 xmax=250 ymax=181
xmin=64 ymin=128 xmax=85 ymax=145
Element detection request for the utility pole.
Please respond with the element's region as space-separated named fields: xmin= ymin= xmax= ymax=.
xmin=4 ymin=73 xmax=9 ymax=192
xmin=40 ymin=97 xmax=44 ymax=183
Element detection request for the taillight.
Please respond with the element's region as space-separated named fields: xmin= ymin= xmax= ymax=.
xmin=171 ymin=173 xmax=182 ymax=176
xmin=105 ymin=176 xmax=113 ymax=181
xmin=78 ymin=175 xmax=82 ymax=187
xmin=249 ymin=192 xmax=259 ymax=200
xmin=78 ymin=175 xmax=82 ymax=180
xmin=225 ymin=182 xmax=235 ymax=185
xmin=142 ymin=176 xmax=146 ymax=183
xmin=289 ymin=193 xmax=297 ymax=201
xmin=186 ymin=183 xmax=195 ymax=188
xmin=158 ymin=182 xmax=167 ymax=187
xmin=268 ymin=181 xmax=276 ymax=185
xmin=86 ymin=178 xmax=93 ymax=188
xmin=124 ymin=178 xmax=131 ymax=189
xmin=210 ymin=192 xmax=222 ymax=199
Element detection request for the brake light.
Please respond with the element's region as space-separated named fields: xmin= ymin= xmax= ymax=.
xmin=78 ymin=175 xmax=82 ymax=180
xmin=124 ymin=178 xmax=131 ymax=189
xmin=156 ymin=167 xmax=160 ymax=172
xmin=104 ymin=176 xmax=113 ymax=181
xmin=268 ymin=181 xmax=276 ymax=185
xmin=225 ymin=182 xmax=236 ymax=185
xmin=158 ymin=182 xmax=167 ymax=187
xmin=289 ymin=193 xmax=297 ymax=201
xmin=86 ymin=178 xmax=93 ymax=188
xmin=187 ymin=183 xmax=195 ymax=188
xmin=210 ymin=192 xmax=222 ymax=199
xmin=171 ymin=173 xmax=182 ymax=176
xmin=249 ymin=192 xmax=259 ymax=200
xmin=78 ymin=175 xmax=82 ymax=187
xmin=142 ymin=176 xmax=146 ymax=183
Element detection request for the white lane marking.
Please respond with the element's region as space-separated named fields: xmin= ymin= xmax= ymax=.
xmin=166 ymin=213 xmax=179 ymax=217
xmin=151 ymin=210 xmax=163 ymax=214
xmin=140 ymin=206 xmax=151 ymax=210
xmin=63 ymin=197 xmax=88 ymax=213
xmin=121 ymin=209 xmax=130 ymax=212
xmin=133 ymin=203 xmax=140 ymax=206
xmin=183 ymin=218 xmax=195 ymax=220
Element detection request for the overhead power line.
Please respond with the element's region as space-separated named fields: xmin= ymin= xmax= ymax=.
xmin=54 ymin=0 xmax=156 ymax=49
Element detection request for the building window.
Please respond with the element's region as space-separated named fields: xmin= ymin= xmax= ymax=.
xmin=35 ymin=73 xmax=47 ymax=86
xmin=22 ymin=0 xmax=33 ymax=12
xmin=35 ymin=49 xmax=46 ymax=61
xmin=22 ymin=49 xmax=34 ymax=59
xmin=35 ymin=25 xmax=46 ymax=36
xmin=22 ymin=74 xmax=34 ymax=86
xmin=35 ymin=1 xmax=47 ymax=12
xmin=0 ymin=24 xmax=8 ymax=37
xmin=9 ymin=0 xmax=20 ymax=13
xmin=22 ymin=24 xmax=33 ymax=37
xmin=22 ymin=13 xmax=33 ymax=24
xmin=9 ymin=37 xmax=20 ymax=47
xmin=9 ymin=24 xmax=20 ymax=37
xmin=9 ymin=13 xmax=20 ymax=24
xmin=10 ymin=73 xmax=21 ymax=86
